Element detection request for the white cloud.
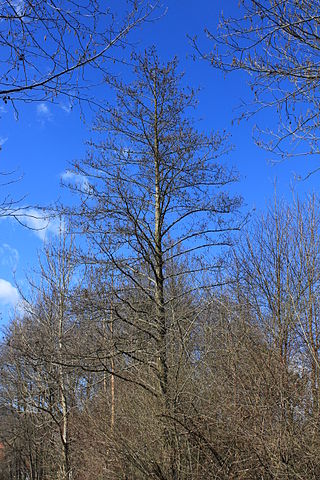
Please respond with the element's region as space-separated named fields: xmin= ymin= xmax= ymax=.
xmin=0 ymin=244 xmax=19 ymax=270
xmin=37 ymin=103 xmax=49 ymax=115
xmin=0 ymin=136 xmax=8 ymax=146
xmin=13 ymin=208 xmax=63 ymax=241
xmin=36 ymin=102 xmax=52 ymax=120
xmin=61 ymin=170 xmax=90 ymax=193
xmin=0 ymin=279 xmax=19 ymax=306
xmin=60 ymin=103 xmax=72 ymax=114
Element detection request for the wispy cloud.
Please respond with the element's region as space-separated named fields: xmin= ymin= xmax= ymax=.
xmin=61 ymin=170 xmax=90 ymax=193
xmin=0 ymin=244 xmax=19 ymax=271
xmin=60 ymin=103 xmax=72 ymax=114
xmin=37 ymin=103 xmax=49 ymax=115
xmin=0 ymin=279 xmax=19 ymax=307
xmin=10 ymin=208 xmax=63 ymax=241
xmin=36 ymin=102 xmax=52 ymax=121
xmin=0 ymin=136 xmax=8 ymax=147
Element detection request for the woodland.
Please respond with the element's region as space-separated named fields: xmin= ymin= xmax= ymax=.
xmin=1 ymin=1 xmax=320 ymax=479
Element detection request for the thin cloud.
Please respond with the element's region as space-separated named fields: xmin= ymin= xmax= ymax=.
xmin=0 ymin=244 xmax=19 ymax=270
xmin=11 ymin=208 xmax=63 ymax=240
xmin=0 ymin=136 xmax=8 ymax=147
xmin=0 ymin=279 xmax=19 ymax=306
xmin=36 ymin=102 xmax=52 ymax=121
xmin=60 ymin=103 xmax=72 ymax=114
xmin=61 ymin=170 xmax=90 ymax=193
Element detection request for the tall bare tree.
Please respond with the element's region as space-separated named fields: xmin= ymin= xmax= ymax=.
xmin=65 ymin=48 xmax=241 ymax=479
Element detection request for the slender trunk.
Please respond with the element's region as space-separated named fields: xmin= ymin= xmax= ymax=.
xmin=103 ymin=296 xmax=115 ymax=478
xmin=102 ymin=300 xmax=115 ymax=430
xmin=58 ymin=300 xmax=71 ymax=480
xmin=154 ymin=75 xmax=168 ymax=402
xmin=110 ymin=316 xmax=115 ymax=433
xmin=59 ymin=366 xmax=70 ymax=479
xmin=153 ymin=73 xmax=177 ymax=480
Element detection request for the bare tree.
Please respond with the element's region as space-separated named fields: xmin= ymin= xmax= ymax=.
xmin=198 ymin=0 xmax=320 ymax=161
xmin=0 ymin=0 xmax=158 ymax=108
xmin=290 ymin=195 xmax=320 ymax=421
xmin=3 ymin=230 xmax=83 ymax=480
xmin=225 ymin=193 xmax=320 ymax=477
xmin=0 ymin=1 xmax=161 ymax=239
xmin=65 ymin=48 xmax=241 ymax=478
xmin=234 ymin=195 xmax=297 ymax=366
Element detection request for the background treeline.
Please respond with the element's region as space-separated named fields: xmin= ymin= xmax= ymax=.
xmin=2 ymin=52 xmax=320 ymax=480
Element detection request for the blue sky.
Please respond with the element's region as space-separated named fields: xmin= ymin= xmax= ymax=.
xmin=0 ymin=0 xmax=319 ymax=325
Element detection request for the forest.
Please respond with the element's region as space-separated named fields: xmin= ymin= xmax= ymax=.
xmin=1 ymin=1 xmax=320 ymax=479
